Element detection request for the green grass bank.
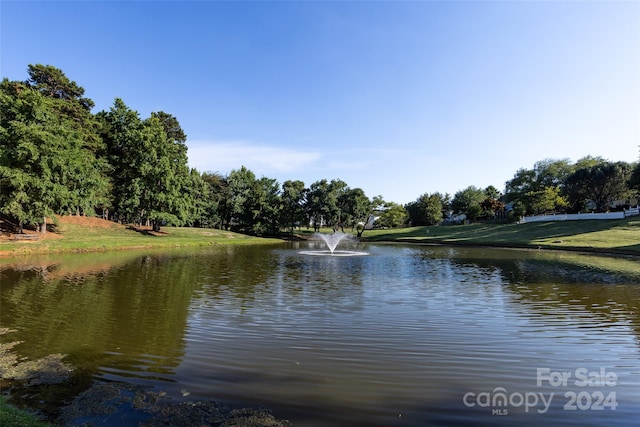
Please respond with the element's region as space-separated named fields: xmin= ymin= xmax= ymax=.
xmin=2 ymin=216 xmax=639 ymax=257
xmin=0 ymin=216 xmax=282 ymax=256
xmin=361 ymin=217 xmax=640 ymax=256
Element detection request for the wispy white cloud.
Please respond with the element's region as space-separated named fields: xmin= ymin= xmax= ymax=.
xmin=323 ymin=159 xmax=371 ymax=170
xmin=187 ymin=140 xmax=322 ymax=174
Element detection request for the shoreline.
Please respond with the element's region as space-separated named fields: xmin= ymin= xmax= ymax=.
xmin=364 ymin=237 xmax=640 ymax=260
xmin=3 ymin=236 xmax=639 ymax=261
xmin=1 ymin=215 xmax=638 ymax=259
xmin=2 ymin=234 xmax=639 ymax=261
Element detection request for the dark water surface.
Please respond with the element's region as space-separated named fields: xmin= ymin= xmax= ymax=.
xmin=1 ymin=243 xmax=639 ymax=426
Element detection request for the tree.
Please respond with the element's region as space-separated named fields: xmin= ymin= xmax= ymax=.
xmin=140 ymin=115 xmax=192 ymax=231
xmin=99 ymin=99 xmax=192 ymax=230
xmin=26 ymin=65 xmax=110 ymax=218
xmin=99 ymin=98 xmax=147 ymax=223
xmin=27 ymin=64 xmax=104 ymax=158
xmin=200 ymin=171 xmax=226 ymax=228
xmin=222 ymin=166 xmax=256 ymax=230
xmin=27 ymin=64 xmax=94 ymax=111
xmin=480 ymin=186 xmax=504 ymax=219
xmin=247 ymin=176 xmax=281 ymax=235
xmin=629 ymin=148 xmax=640 ymax=195
xmin=507 ymin=201 xmax=527 ymax=222
xmin=425 ymin=193 xmax=444 ymax=225
xmin=564 ymin=161 xmax=633 ymax=212
xmin=0 ymin=80 xmax=56 ymax=232
xmin=504 ymin=167 xmax=537 ymax=211
xmin=574 ymin=155 xmax=606 ymax=170
xmin=534 ymin=187 xmax=567 ymax=214
xmin=629 ymin=163 xmax=640 ymax=195
xmin=405 ymin=200 xmax=424 ymax=226
xmin=406 ymin=193 xmax=444 ymax=226
xmin=376 ymin=202 xmax=407 ymax=228
xmin=480 ymin=197 xmax=505 ymax=219
xmin=451 ymin=186 xmax=485 ymax=221
xmin=183 ymin=168 xmax=211 ymax=227
xmin=484 ymin=185 xmax=501 ymax=201
xmin=339 ymin=188 xmax=371 ymax=235
xmin=306 ymin=179 xmax=331 ymax=232
xmin=151 ymin=111 xmax=187 ymax=144
xmin=281 ymin=180 xmax=307 ymax=234
xmin=504 ymin=158 xmax=572 ymax=215
xmin=0 ymin=74 xmax=109 ymax=232
xmin=534 ymin=158 xmax=574 ymax=188
xmin=327 ymin=179 xmax=348 ymax=230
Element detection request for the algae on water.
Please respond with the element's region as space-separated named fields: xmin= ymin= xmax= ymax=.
xmin=0 ymin=328 xmax=74 ymax=386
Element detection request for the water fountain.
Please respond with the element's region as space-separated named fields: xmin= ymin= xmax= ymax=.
xmin=300 ymin=232 xmax=368 ymax=256
xmin=317 ymin=231 xmax=350 ymax=254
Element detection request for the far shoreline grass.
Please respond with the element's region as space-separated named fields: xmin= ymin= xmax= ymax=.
xmin=1 ymin=216 xmax=639 ymax=258
xmin=361 ymin=217 xmax=640 ymax=257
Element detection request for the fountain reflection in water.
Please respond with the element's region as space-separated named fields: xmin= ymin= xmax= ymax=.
xmin=300 ymin=232 xmax=368 ymax=256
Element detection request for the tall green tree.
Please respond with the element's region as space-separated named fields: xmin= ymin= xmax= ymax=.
xmin=139 ymin=115 xmax=192 ymax=231
xmin=1 ymin=80 xmax=58 ymax=232
xmin=281 ymin=180 xmax=307 ymax=234
xmin=1 ymin=72 xmax=109 ymax=231
xmin=27 ymin=65 xmax=110 ymax=218
xmin=406 ymin=192 xmax=444 ymax=226
xmin=182 ymin=168 xmax=210 ymax=227
xmin=248 ymin=176 xmax=281 ymax=235
xmin=338 ymin=187 xmax=371 ymax=234
xmin=564 ymin=161 xmax=633 ymax=212
xmin=451 ymin=186 xmax=485 ymax=221
xmin=327 ymin=179 xmax=348 ymax=230
xmin=99 ymin=99 xmax=192 ymax=230
xmin=504 ymin=158 xmax=572 ymax=215
xmin=222 ymin=166 xmax=256 ymax=230
xmin=27 ymin=64 xmax=106 ymax=164
xmin=201 ymin=171 xmax=226 ymax=228
xmin=306 ymin=179 xmax=331 ymax=232
xmin=98 ymin=98 xmax=146 ymax=223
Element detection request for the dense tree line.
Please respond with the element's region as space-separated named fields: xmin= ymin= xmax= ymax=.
xmin=0 ymin=65 xmax=392 ymax=235
xmin=406 ymin=157 xmax=639 ymax=226
xmin=2 ymin=65 xmax=638 ymax=234
xmin=503 ymin=157 xmax=638 ymax=218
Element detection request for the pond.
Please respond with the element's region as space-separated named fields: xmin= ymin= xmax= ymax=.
xmin=1 ymin=242 xmax=640 ymax=426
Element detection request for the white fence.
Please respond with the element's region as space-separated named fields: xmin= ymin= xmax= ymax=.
xmin=520 ymin=206 xmax=639 ymax=223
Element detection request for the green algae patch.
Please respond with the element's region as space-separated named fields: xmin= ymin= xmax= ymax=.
xmin=0 ymin=329 xmax=74 ymax=386
xmin=0 ymin=396 xmax=52 ymax=427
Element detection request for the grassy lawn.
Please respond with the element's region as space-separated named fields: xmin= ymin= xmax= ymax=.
xmin=0 ymin=216 xmax=281 ymax=256
xmin=2 ymin=216 xmax=639 ymax=257
xmin=361 ymin=217 xmax=640 ymax=256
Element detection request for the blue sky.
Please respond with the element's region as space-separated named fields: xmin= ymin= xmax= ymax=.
xmin=2 ymin=1 xmax=638 ymax=204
